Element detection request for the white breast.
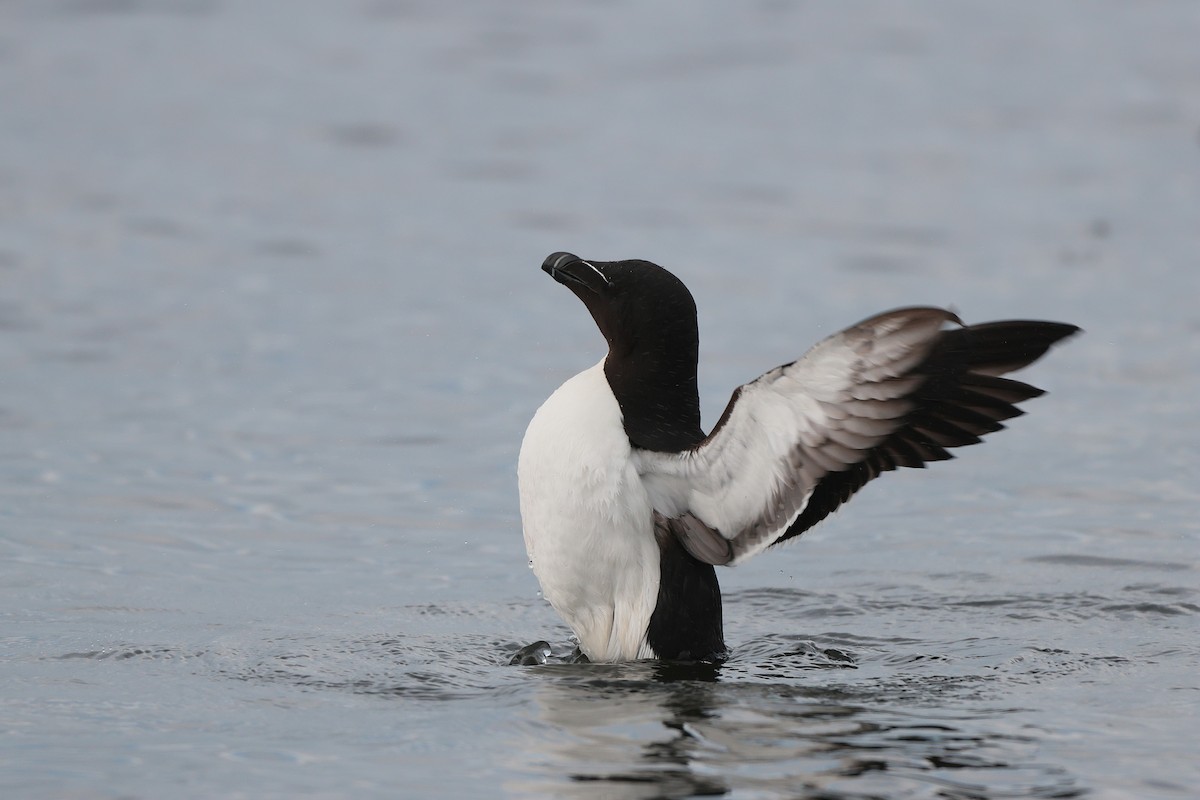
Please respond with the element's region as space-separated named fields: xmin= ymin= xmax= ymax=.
xmin=517 ymin=360 xmax=660 ymax=661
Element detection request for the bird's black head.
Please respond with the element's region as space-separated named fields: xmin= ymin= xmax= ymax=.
xmin=541 ymin=251 xmax=703 ymax=452
xmin=541 ymin=252 xmax=699 ymax=358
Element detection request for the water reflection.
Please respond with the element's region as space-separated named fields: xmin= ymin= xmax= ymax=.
xmin=511 ymin=641 xmax=1086 ymax=799
xmin=515 ymin=661 xmax=729 ymax=799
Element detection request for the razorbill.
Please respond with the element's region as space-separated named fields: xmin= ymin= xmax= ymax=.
xmin=518 ymin=252 xmax=1078 ymax=663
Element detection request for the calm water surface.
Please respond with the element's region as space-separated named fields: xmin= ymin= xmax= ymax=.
xmin=2 ymin=2 xmax=1198 ymax=798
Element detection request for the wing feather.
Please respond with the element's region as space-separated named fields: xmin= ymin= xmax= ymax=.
xmin=636 ymin=308 xmax=1079 ymax=566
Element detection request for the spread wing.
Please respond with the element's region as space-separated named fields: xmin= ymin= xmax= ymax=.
xmin=636 ymin=307 xmax=1079 ymax=566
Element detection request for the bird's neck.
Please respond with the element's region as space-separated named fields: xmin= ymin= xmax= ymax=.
xmin=604 ymin=341 xmax=703 ymax=452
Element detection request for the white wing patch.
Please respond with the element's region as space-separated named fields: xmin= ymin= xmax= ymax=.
xmin=636 ymin=307 xmax=960 ymax=566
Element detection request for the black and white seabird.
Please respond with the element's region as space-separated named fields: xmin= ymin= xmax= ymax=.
xmin=518 ymin=252 xmax=1078 ymax=663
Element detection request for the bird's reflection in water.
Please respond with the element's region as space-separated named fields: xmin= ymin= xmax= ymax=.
xmin=507 ymin=646 xmax=1082 ymax=800
xmin=511 ymin=657 xmax=870 ymax=798
xmin=511 ymin=659 xmax=729 ymax=799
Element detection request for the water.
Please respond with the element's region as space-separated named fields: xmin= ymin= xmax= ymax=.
xmin=2 ymin=1 xmax=1198 ymax=798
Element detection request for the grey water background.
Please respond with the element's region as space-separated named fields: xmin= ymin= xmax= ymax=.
xmin=2 ymin=1 xmax=1198 ymax=798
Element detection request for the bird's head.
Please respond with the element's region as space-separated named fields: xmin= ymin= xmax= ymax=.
xmin=541 ymin=251 xmax=698 ymax=361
